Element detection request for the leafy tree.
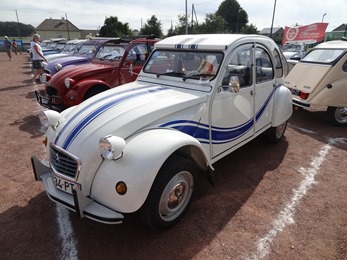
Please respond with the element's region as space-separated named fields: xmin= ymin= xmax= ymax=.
xmin=99 ymin=16 xmax=132 ymax=37
xmin=194 ymin=13 xmax=226 ymax=34
xmin=216 ymin=0 xmax=248 ymax=33
xmin=0 ymin=21 xmax=35 ymax=37
xmin=240 ymin=23 xmax=258 ymax=34
xmin=140 ymin=15 xmax=163 ymax=38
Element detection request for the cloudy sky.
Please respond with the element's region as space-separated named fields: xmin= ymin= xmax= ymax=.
xmin=1 ymin=0 xmax=346 ymax=34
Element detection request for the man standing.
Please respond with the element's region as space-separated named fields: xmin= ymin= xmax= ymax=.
xmin=30 ymin=34 xmax=47 ymax=83
xmin=12 ymin=39 xmax=18 ymax=55
xmin=4 ymin=36 xmax=12 ymax=61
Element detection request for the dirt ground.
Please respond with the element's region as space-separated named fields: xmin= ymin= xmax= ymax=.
xmin=0 ymin=52 xmax=346 ymax=260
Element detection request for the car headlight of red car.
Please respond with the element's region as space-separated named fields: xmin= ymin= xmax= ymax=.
xmin=64 ymin=78 xmax=75 ymax=89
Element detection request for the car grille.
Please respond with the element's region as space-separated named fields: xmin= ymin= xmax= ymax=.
xmin=46 ymin=85 xmax=58 ymax=97
xmin=50 ymin=144 xmax=81 ymax=179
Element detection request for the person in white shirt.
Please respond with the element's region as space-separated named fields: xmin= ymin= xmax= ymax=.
xmin=30 ymin=34 xmax=47 ymax=83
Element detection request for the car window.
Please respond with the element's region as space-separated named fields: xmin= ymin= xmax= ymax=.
xmin=222 ymin=44 xmax=253 ymax=88
xmin=273 ymin=49 xmax=283 ymax=78
xmin=302 ymin=48 xmax=345 ymax=63
xmin=255 ymin=47 xmax=274 ymax=83
xmin=343 ymin=59 xmax=347 ymax=72
xmin=126 ymin=44 xmax=148 ymax=65
xmin=96 ymin=45 xmax=125 ymax=60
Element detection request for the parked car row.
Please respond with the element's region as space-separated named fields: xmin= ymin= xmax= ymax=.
xmin=36 ymin=35 xmax=159 ymax=111
xmin=31 ymin=34 xmax=346 ymax=232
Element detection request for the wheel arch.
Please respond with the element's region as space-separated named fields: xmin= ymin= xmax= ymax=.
xmin=272 ymin=84 xmax=293 ymax=126
xmin=91 ymin=128 xmax=211 ymax=214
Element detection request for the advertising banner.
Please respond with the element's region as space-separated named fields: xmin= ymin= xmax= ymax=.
xmin=282 ymin=22 xmax=328 ymax=45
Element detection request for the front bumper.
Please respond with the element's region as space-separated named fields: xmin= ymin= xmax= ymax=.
xmin=31 ymin=155 xmax=124 ymax=224
xmin=34 ymin=90 xmax=64 ymax=112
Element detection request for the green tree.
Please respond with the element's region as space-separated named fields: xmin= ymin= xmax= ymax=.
xmin=140 ymin=15 xmax=163 ymax=38
xmin=194 ymin=13 xmax=226 ymax=34
xmin=216 ymin=0 xmax=248 ymax=33
xmin=0 ymin=21 xmax=35 ymax=37
xmin=240 ymin=23 xmax=258 ymax=34
xmin=99 ymin=16 xmax=132 ymax=37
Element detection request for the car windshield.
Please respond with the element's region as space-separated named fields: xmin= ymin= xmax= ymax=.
xmin=95 ymin=45 xmax=126 ymax=60
xmin=302 ymin=48 xmax=345 ymax=64
xmin=76 ymin=44 xmax=98 ymax=56
xmin=144 ymin=50 xmax=223 ymax=81
xmin=282 ymin=44 xmax=301 ymax=52
xmin=61 ymin=43 xmax=78 ymax=54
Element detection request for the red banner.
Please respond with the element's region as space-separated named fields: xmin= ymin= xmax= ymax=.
xmin=282 ymin=23 xmax=328 ymax=45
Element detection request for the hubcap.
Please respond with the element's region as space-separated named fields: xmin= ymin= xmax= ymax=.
xmin=335 ymin=107 xmax=347 ymax=123
xmin=159 ymin=171 xmax=194 ymax=222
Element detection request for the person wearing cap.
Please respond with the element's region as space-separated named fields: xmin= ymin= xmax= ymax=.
xmin=4 ymin=36 xmax=12 ymax=61
xmin=30 ymin=34 xmax=47 ymax=83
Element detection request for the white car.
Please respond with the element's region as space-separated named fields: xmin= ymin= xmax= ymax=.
xmin=284 ymin=39 xmax=347 ymax=126
xmin=32 ymin=34 xmax=293 ymax=230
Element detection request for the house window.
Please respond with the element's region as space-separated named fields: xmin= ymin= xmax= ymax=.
xmin=56 ymin=33 xmax=63 ymax=38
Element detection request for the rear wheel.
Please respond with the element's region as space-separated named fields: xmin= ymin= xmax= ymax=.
xmin=266 ymin=121 xmax=287 ymax=143
xmin=141 ymin=155 xmax=197 ymax=230
xmin=327 ymin=107 xmax=347 ymax=126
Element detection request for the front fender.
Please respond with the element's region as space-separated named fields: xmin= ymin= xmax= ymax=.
xmin=91 ymin=128 xmax=210 ymax=213
xmin=272 ymin=85 xmax=293 ymax=126
xmin=64 ymin=80 xmax=110 ymax=107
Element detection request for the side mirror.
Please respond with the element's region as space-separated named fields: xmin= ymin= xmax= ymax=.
xmin=129 ymin=64 xmax=139 ymax=77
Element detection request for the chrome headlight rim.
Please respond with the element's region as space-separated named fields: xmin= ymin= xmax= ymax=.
xmin=55 ymin=63 xmax=62 ymax=71
xmin=99 ymin=135 xmax=126 ymax=160
xmin=64 ymin=77 xmax=75 ymax=89
xmin=39 ymin=110 xmax=60 ymax=130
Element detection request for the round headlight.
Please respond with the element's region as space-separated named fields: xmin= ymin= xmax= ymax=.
xmin=64 ymin=78 xmax=75 ymax=89
xmin=41 ymin=61 xmax=48 ymax=68
xmin=55 ymin=63 xmax=63 ymax=71
xmin=99 ymin=135 xmax=126 ymax=160
xmin=39 ymin=110 xmax=60 ymax=129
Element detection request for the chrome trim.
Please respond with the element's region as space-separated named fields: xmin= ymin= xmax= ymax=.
xmin=49 ymin=143 xmax=82 ymax=181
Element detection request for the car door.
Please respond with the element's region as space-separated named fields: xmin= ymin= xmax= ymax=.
xmin=211 ymin=43 xmax=255 ymax=159
xmin=119 ymin=43 xmax=148 ymax=85
xmin=253 ymin=44 xmax=276 ymax=133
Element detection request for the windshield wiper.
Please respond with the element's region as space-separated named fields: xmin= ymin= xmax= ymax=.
xmin=183 ymin=73 xmax=214 ymax=81
xmin=156 ymin=72 xmax=185 ymax=78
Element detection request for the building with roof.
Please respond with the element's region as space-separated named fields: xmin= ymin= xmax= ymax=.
xmin=34 ymin=18 xmax=98 ymax=41
xmin=259 ymin=27 xmax=284 ymax=44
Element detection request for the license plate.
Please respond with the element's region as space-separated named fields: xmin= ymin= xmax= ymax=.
xmin=53 ymin=175 xmax=76 ymax=194
xmin=290 ymin=89 xmax=300 ymax=96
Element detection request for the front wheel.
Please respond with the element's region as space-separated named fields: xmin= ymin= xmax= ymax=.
xmin=327 ymin=107 xmax=347 ymax=126
xmin=266 ymin=121 xmax=287 ymax=143
xmin=141 ymin=155 xmax=197 ymax=230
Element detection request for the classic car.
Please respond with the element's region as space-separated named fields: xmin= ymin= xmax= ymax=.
xmin=43 ymin=39 xmax=88 ymax=62
xmin=35 ymin=36 xmax=159 ymax=111
xmin=284 ymin=38 xmax=347 ymax=126
xmin=40 ymin=38 xmax=120 ymax=79
xmin=32 ymin=34 xmax=293 ymax=230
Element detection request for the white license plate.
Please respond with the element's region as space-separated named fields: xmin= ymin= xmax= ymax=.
xmin=53 ymin=175 xmax=75 ymax=194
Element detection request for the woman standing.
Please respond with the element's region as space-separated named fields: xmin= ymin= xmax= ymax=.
xmin=30 ymin=34 xmax=47 ymax=83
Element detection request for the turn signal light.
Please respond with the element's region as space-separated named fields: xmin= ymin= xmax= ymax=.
xmin=115 ymin=181 xmax=127 ymax=195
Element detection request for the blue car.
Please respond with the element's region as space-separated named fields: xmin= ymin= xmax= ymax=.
xmin=41 ymin=38 xmax=120 ymax=82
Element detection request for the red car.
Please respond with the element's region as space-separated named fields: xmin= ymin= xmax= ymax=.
xmin=35 ymin=35 xmax=160 ymax=111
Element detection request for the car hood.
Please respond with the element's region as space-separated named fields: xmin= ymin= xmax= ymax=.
xmin=45 ymin=56 xmax=91 ymax=74
xmin=46 ymin=53 xmax=68 ymax=62
xmin=50 ymin=63 xmax=118 ymax=85
xmin=52 ymin=82 xmax=207 ymax=152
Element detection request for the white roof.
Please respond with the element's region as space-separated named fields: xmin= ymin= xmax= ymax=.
xmin=155 ymin=34 xmax=269 ymax=51
xmin=315 ymin=40 xmax=347 ymax=49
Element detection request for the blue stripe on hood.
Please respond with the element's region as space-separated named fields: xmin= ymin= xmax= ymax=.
xmin=55 ymin=85 xmax=167 ymax=150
